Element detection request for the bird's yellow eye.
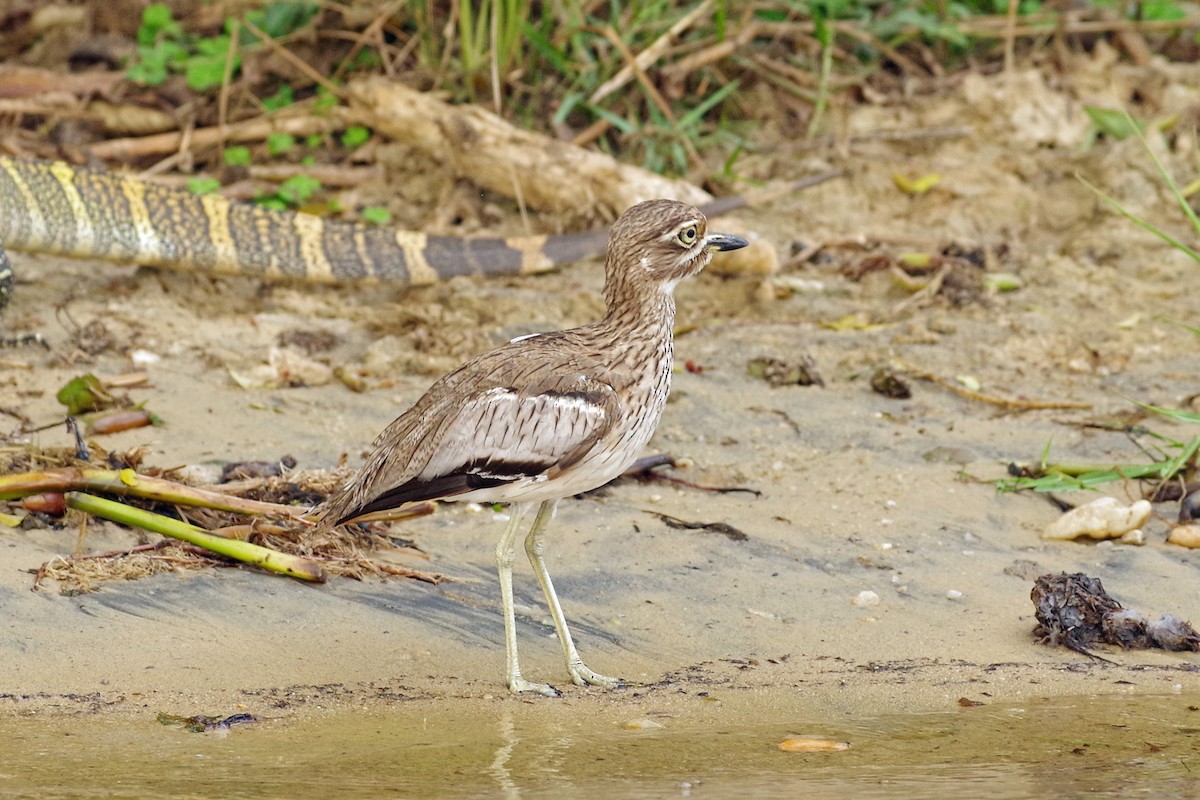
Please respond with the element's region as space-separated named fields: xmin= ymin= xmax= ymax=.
xmin=676 ymin=225 xmax=699 ymax=246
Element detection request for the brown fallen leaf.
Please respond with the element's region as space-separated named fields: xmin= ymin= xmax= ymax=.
xmin=778 ymin=737 xmax=851 ymax=753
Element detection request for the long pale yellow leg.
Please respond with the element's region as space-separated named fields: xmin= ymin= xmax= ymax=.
xmin=524 ymin=500 xmax=624 ymax=689
xmin=495 ymin=502 xmax=558 ymax=697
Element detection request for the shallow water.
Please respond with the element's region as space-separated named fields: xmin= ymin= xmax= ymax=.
xmin=2 ymin=693 xmax=1198 ymax=799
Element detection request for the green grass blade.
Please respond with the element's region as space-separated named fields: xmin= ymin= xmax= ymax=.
xmin=678 ymin=79 xmax=740 ymax=128
xmin=1125 ymin=396 xmax=1200 ymax=425
xmin=1077 ymin=174 xmax=1200 ymax=263
xmin=1128 ymin=111 xmax=1200 ymax=236
xmin=584 ymin=103 xmax=638 ymax=134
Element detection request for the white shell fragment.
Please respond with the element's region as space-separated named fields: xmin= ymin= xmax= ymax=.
xmin=852 ymin=590 xmax=881 ymax=608
xmin=1041 ymin=497 xmax=1152 ymax=542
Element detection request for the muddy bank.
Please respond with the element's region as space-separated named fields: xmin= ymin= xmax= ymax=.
xmin=4 ymin=56 xmax=1200 ymax=720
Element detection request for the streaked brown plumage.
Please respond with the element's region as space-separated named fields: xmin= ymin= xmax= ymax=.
xmin=317 ymin=199 xmax=748 ymax=696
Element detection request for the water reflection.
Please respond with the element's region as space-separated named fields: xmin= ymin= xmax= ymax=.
xmin=487 ymin=711 xmax=520 ymax=799
xmin=1 ymin=693 xmax=1198 ymax=798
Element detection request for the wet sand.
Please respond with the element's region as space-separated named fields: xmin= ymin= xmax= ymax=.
xmin=4 ymin=60 xmax=1200 ymax=723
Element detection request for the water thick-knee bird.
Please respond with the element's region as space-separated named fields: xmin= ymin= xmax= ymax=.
xmin=317 ymin=199 xmax=749 ymax=696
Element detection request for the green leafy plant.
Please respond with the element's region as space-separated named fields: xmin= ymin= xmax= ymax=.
xmin=999 ymin=403 xmax=1200 ymax=494
xmin=126 ymin=3 xmax=239 ymax=91
xmin=261 ymin=85 xmax=295 ymax=111
xmin=126 ymin=1 xmax=317 ymax=92
xmin=186 ymin=176 xmax=222 ymax=195
xmin=266 ymin=132 xmax=297 ymax=156
xmin=254 ymin=174 xmax=323 ymax=210
xmin=340 ymin=126 xmax=372 ymax=148
xmin=222 ymin=146 xmax=252 ymax=167
xmin=361 ymin=206 xmax=392 ymax=225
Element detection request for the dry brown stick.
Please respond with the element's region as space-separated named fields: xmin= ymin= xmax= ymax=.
xmin=888 ymin=263 xmax=950 ymax=317
xmin=599 ymin=24 xmax=680 ymax=124
xmin=1004 ymin=0 xmax=1018 ymax=74
xmin=1113 ymin=21 xmax=1153 ymax=66
xmin=731 ymin=55 xmax=818 ymax=102
xmin=856 ymin=126 xmax=974 ymax=142
xmin=364 ymin=561 xmax=445 ymax=584
xmin=661 ymin=22 xmax=761 ymax=94
xmin=754 ymin=13 xmax=1200 ymax=41
xmin=597 ymin=25 xmax=701 ymax=167
xmin=246 ymin=162 xmax=383 ymax=186
xmin=589 ymin=0 xmax=715 ymax=104
xmin=892 ymin=358 xmax=1092 ymax=411
xmin=833 ymin=23 xmax=926 ymax=76
xmin=216 ymin=18 xmax=239 ymax=157
xmin=747 ymin=53 xmax=819 ymax=89
xmin=330 ymin=0 xmax=407 ymax=82
xmin=84 ymin=109 xmax=352 ymax=161
xmin=241 ymin=16 xmax=349 ymax=101
xmin=0 ymin=100 xmax=93 ymax=119
xmin=956 ymin=14 xmax=1200 ymax=37
xmin=0 ymin=467 xmax=311 ymax=519
xmin=569 ymin=117 xmax=612 ymax=148
xmin=242 ymin=18 xmax=348 ymax=101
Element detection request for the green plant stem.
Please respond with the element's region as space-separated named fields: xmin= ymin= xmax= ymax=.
xmin=807 ymin=16 xmax=834 ymax=140
xmin=1038 ymin=463 xmax=1165 ymax=478
xmin=66 ymin=492 xmax=325 ymax=582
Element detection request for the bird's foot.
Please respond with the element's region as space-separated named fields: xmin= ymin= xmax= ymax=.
xmin=568 ymin=661 xmax=626 ymax=690
xmin=507 ymin=674 xmax=562 ymax=698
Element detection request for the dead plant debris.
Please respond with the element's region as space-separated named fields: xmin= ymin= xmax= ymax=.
xmin=869 ymin=368 xmax=912 ymax=399
xmin=3 ymin=444 xmax=443 ymax=594
xmin=157 ymin=712 xmax=259 ymax=733
xmin=1031 ymin=572 xmax=1200 ymax=658
xmin=620 ymin=454 xmax=761 ymax=496
xmin=747 ymin=355 xmax=825 ymax=387
xmin=648 ymin=512 xmax=749 ymax=542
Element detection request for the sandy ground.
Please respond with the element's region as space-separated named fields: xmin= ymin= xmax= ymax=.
xmin=4 ymin=54 xmax=1200 ymax=723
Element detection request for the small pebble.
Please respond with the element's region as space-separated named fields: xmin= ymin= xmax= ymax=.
xmin=130 ymin=348 xmax=161 ymax=366
xmin=1168 ymin=524 xmax=1200 ymax=549
xmin=852 ymin=590 xmax=880 ymax=608
xmin=946 ymin=589 xmax=963 ymax=601
xmin=622 ymin=719 xmax=665 ymax=730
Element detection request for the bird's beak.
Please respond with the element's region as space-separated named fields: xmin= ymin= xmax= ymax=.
xmin=705 ymin=232 xmax=750 ymax=252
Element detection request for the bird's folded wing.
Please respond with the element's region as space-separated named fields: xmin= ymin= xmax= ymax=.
xmin=421 ymin=382 xmax=619 ymax=481
xmin=334 ymin=378 xmax=620 ymax=520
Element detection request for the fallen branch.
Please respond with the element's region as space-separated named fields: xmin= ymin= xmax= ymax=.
xmin=0 ymin=467 xmax=310 ymax=520
xmin=348 ymin=77 xmax=712 ymax=220
xmin=84 ymin=107 xmax=354 ymax=162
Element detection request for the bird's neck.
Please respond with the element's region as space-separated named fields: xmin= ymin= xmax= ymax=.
xmin=600 ymin=281 xmax=676 ymax=339
xmin=593 ymin=281 xmax=678 ymax=377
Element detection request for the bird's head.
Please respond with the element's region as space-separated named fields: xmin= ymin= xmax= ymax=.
xmin=606 ymin=199 xmax=749 ymax=295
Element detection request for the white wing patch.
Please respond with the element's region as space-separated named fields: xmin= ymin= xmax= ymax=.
xmin=508 ymin=332 xmax=539 ymax=344
xmin=419 ymin=387 xmax=613 ymax=482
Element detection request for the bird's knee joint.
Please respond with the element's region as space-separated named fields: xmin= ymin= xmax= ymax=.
xmin=524 ymin=533 xmax=544 ymax=559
